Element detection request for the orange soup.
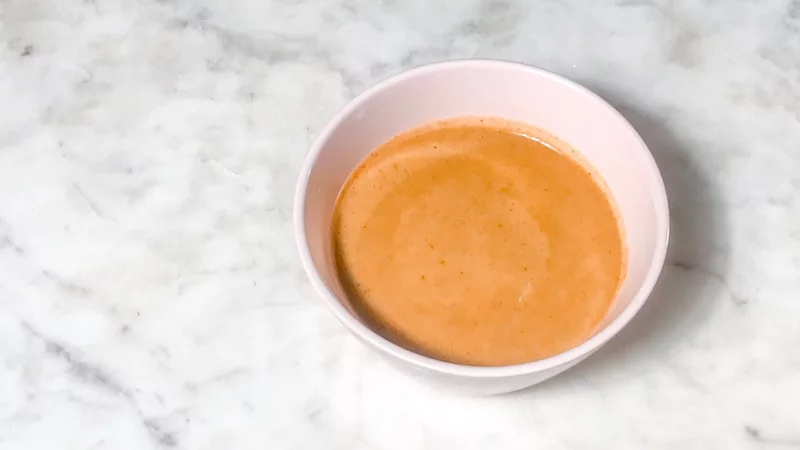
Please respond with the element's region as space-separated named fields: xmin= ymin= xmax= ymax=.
xmin=332 ymin=118 xmax=625 ymax=366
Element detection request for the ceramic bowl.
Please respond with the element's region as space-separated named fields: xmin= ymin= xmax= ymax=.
xmin=294 ymin=60 xmax=669 ymax=395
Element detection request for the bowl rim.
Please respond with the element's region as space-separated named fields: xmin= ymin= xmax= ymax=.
xmin=293 ymin=59 xmax=670 ymax=378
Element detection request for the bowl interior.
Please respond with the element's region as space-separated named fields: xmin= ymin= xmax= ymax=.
xmin=298 ymin=60 xmax=669 ymax=368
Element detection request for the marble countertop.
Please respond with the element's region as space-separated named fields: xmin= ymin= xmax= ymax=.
xmin=1 ymin=0 xmax=799 ymax=448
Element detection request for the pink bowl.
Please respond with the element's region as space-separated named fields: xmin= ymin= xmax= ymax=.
xmin=294 ymin=60 xmax=669 ymax=395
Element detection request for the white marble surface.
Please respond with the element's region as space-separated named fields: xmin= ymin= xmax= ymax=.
xmin=1 ymin=0 xmax=799 ymax=448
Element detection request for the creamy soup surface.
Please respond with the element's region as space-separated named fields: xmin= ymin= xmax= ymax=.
xmin=332 ymin=117 xmax=625 ymax=366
